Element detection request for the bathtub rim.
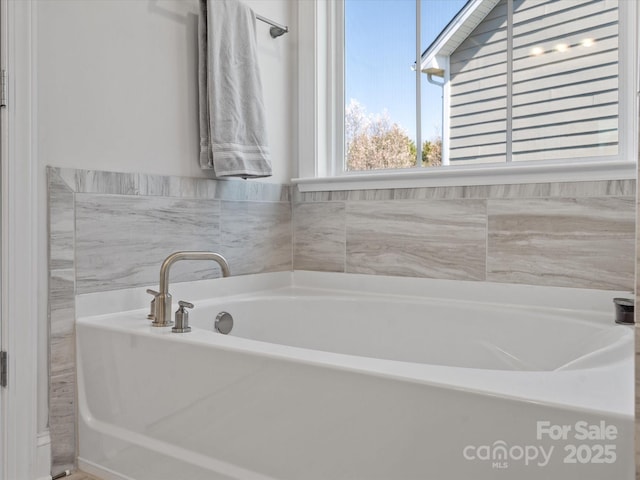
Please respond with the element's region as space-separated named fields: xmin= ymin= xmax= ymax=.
xmin=76 ymin=270 xmax=633 ymax=319
xmin=76 ymin=304 xmax=634 ymax=419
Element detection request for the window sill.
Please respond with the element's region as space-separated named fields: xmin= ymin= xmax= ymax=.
xmin=292 ymin=160 xmax=636 ymax=192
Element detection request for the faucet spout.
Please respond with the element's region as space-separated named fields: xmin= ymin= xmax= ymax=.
xmin=152 ymin=251 xmax=231 ymax=327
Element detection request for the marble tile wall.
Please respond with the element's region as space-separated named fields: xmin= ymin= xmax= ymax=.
xmin=487 ymin=197 xmax=635 ymax=290
xmin=75 ymin=194 xmax=222 ymax=293
xmin=47 ymin=167 xmax=291 ymax=472
xmin=48 ymin=171 xmax=76 ymax=473
xmin=293 ymin=202 xmax=345 ymax=272
xmin=345 ymin=200 xmax=486 ymax=280
xmin=293 ymin=180 xmax=636 ymax=291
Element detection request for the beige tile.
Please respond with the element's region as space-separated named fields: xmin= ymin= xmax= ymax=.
xmin=168 ymin=176 xmax=218 ymax=199
xmin=50 ymin=334 xmax=75 ymax=377
xmin=295 ymin=190 xmax=349 ymax=202
xmin=75 ymin=194 xmax=221 ymax=293
xmin=50 ymin=371 xmax=76 ymax=472
xmin=345 ymin=189 xmax=395 ymax=201
xmin=296 ymin=179 xmax=636 ymax=203
xmin=220 ymin=201 xmax=292 ymax=275
xmin=392 ymin=185 xmax=467 ymax=200
xmin=346 ymin=199 xmax=487 ymax=280
xmin=75 ymin=169 xmax=139 ymax=195
xmin=487 ymin=197 xmax=635 ymax=290
xmin=548 ymin=179 xmax=635 ymax=197
xmin=294 ymin=202 xmax=345 ymax=272
xmin=49 ymin=269 xmax=75 ymax=321
xmin=50 ymin=305 xmax=76 ymax=344
xmin=48 ymin=169 xmax=75 ymax=270
xmin=215 ymin=179 xmax=290 ymax=202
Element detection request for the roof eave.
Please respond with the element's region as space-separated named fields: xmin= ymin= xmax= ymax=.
xmin=420 ymin=0 xmax=501 ymax=71
xmin=421 ymin=55 xmax=447 ymax=76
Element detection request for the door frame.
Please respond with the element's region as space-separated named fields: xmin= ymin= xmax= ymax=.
xmin=1 ymin=0 xmax=41 ymax=479
xmin=0 ymin=0 xmax=5 ymax=475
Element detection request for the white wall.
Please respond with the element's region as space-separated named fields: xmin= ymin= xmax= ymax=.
xmin=35 ymin=0 xmax=296 ymax=436
xmin=37 ymin=0 xmax=293 ymax=182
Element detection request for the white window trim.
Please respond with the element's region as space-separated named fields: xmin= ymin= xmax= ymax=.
xmin=295 ymin=0 xmax=638 ymax=192
xmin=297 ymin=0 xmax=344 ymax=179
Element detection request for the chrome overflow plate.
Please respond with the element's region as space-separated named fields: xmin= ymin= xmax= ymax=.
xmin=215 ymin=311 xmax=233 ymax=334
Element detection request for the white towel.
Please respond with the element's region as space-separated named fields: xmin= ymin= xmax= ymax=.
xmin=198 ymin=0 xmax=273 ymax=178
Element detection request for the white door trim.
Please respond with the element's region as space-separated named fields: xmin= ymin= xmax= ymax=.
xmin=2 ymin=0 xmax=41 ymax=479
xmin=0 ymin=0 xmax=6 ymax=477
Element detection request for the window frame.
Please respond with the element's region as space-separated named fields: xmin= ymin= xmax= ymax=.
xmin=294 ymin=0 xmax=638 ymax=192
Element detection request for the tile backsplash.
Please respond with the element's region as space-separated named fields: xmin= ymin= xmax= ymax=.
xmin=74 ymin=194 xmax=222 ymax=292
xmin=487 ymin=197 xmax=635 ymax=290
xmin=293 ymin=181 xmax=636 ymax=291
xmin=48 ymin=167 xmax=636 ymax=472
xmin=345 ymin=199 xmax=487 ymax=280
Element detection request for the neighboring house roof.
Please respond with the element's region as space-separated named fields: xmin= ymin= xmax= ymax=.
xmin=420 ymin=0 xmax=501 ymax=76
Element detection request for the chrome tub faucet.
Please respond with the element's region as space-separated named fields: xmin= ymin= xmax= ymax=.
xmin=148 ymin=251 xmax=231 ymax=328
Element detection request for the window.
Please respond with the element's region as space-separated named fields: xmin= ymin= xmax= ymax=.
xmin=345 ymin=0 xmax=466 ymax=171
xmin=295 ymin=0 xmax=637 ymax=190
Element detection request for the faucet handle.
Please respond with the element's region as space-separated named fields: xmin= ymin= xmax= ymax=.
xmin=146 ymin=289 xmax=160 ymax=320
xmin=173 ymin=300 xmax=194 ymax=333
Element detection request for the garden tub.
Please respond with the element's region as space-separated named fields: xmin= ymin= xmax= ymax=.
xmin=76 ymin=271 xmax=634 ymax=480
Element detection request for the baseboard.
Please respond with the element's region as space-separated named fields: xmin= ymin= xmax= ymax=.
xmin=35 ymin=431 xmax=52 ymax=480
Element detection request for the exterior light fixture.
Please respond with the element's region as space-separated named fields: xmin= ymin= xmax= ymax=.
xmin=530 ymin=46 xmax=544 ymax=56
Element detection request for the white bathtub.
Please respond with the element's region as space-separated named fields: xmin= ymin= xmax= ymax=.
xmin=76 ymin=271 xmax=634 ymax=480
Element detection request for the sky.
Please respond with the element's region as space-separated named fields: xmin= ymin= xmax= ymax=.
xmin=345 ymin=0 xmax=467 ymax=143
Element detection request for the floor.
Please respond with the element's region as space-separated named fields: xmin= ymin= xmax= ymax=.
xmin=66 ymin=472 xmax=101 ymax=480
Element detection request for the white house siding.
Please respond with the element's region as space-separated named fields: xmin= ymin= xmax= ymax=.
xmin=448 ymin=0 xmax=618 ymax=164
xmin=450 ymin=0 xmax=508 ymax=164
xmin=512 ymin=0 xmax=618 ymax=161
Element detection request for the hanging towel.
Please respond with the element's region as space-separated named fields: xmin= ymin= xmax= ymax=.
xmin=198 ymin=0 xmax=273 ymax=178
